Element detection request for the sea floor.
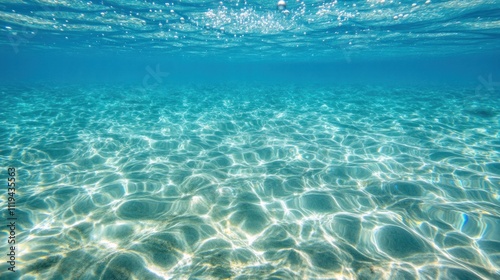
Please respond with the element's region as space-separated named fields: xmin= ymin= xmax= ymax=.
xmin=1 ymin=83 xmax=499 ymax=279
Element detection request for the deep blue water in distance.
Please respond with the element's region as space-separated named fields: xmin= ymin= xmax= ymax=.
xmin=1 ymin=51 xmax=500 ymax=85
xmin=1 ymin=0 xmax=500 ymax=279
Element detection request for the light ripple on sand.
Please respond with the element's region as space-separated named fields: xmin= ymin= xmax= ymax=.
xmin=0 ymin=84 xmax=499 ymax=279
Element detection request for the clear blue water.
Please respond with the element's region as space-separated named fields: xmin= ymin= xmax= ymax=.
xmin=1 ymin=1 xmax=500 ymax=280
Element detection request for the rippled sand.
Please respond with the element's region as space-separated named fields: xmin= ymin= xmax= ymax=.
xmin=1 ymin=84 xmax=499 ymax=279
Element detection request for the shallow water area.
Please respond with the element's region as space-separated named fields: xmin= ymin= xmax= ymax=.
xmin=1 ymin=82 xmax=499 ymax=279
xmin=1 ymin=0 xmax=500 ymax=279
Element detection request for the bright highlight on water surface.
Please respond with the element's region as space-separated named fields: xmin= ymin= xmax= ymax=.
xmin=1 ymin=0 xmax=499 ymax=58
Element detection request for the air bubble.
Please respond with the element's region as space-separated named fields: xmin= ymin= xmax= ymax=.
xmin=277 ymin=0 xmax=286 ymax=10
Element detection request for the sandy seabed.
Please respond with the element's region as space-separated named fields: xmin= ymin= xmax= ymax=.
xmin=1 ymin=84 xmax=499 ymax=279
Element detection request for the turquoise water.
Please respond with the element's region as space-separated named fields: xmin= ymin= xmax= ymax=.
xmin=1 ymin=1 xmax=500 ymax=280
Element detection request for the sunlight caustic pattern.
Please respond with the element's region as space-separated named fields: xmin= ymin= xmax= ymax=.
xmin=0 ymin=84 xmax=499 ymax=279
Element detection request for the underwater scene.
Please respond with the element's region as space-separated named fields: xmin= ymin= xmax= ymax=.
xmin=1 ymin=0 xmax=500 ymax=279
